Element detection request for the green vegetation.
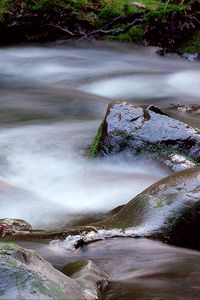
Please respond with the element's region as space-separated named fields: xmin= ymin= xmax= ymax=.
xmin=108 ymin=25 xmax=144 ymax=44
xmin=155 ymin=196 xmax=165 ymax=208
xmin=89 ymin=122 xmax=103 ymax=158
xmin=144 ymin=3 xmax=185 ymax=22
xmin=0 ymin=0 xmax=199 ymax=50
xmin=32 ymin=278 xmax=67 ymax=298
xmin=0 ymin=242 xmax=21 ymax=251
xmin=0 ymin=0 xmax=10 ymax=21
xmin=60 ymin=260 xmax=88 ymax=277
xmin=1 ymin=260 xmax=18 ymax=267
xmin=181 ymin=31 xmax=200 ymax=55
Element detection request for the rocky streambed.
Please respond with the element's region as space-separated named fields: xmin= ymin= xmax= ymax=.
xmin=1 ymin=103 xmax=200 ymax=299
xmin=0 ymin=44 xmax=200 ymax=299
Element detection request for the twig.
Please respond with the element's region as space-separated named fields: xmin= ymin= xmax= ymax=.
xmin=87 ymin=18 xmax=143 ymax=37
xmin=46 ymin=24 xmax=78 ymax=36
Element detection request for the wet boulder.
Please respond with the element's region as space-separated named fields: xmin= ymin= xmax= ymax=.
xmin=0 ymin=218 xmax=32 ymax=232
xmin=89 ymin=102 xmax=200 ymax=170
xmin=166 ymin=103 xmax=200 ymax=129
xmin=61 ymin=259 xmax=110 ymax=299
xmin=168 ymin=103 xmax=200 ymax=114
xmin=99 ymin=167 xmax=200 ymax=250
xmin=0 ymin=242 xmax=108 ymax=299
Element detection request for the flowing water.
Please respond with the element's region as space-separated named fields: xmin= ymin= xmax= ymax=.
xmin=19 ymin=238 xmax=200 ymax=300
xmin=1 ymin=41 xmax=200 ymax=299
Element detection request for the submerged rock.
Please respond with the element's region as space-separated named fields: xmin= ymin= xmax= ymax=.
xmin=0 ymin=242 xmax=109 ymax=299
xmin=98 ymin=167 xmax=200 ymax=250
xmin=182 ymin=52 xmax=198 ymax=61
xmin=90 ymin=102 xmax=200 ymax=170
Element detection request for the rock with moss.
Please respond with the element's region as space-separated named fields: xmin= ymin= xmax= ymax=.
xmin=181 ymin=30 xmax=200 ymax=59
xmin=0 ymin=242 xmax=106 ymax=299
xmin=98 ymin=167 xmax=200 ymax=249
xmin=61 ymin=259 xmax=110 ymax=299
xmin=168 ymin=103 xmax=200 ymax=116
xmin=91 ymin=101 xmax=200 ymax=170
xmin=0 ymin=218 xmax=32 ymax=232
xmin=89 ymin=122 xmax=104 ymax=157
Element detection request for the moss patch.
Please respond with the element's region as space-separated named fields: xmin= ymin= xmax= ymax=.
xmin=181 ymin=30 xmax=200 ymax=55
xmin=60 ymin=260 xmax=88 ymax=278
xmin=0 ymin=242 xmax=22 ymax=252
xmin=89 ymin=122 xmax=103 ymax=158
xmin=108 ymin=25 xmax=144 ymax=44
xmin=32 ymin=279 xmax=67 ymax=298
xmin=154 ymin=196 xmax=165 ymax=208
xmin=0 ymin=0 xmax=10 ymax=21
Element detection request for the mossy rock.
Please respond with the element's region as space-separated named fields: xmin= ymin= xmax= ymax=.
xmin=0 ymin=242 xmax=87 ymax=299
xmin=89 ymin=121 xmax=104 ymax=157
xmin=60 ymin=259 xmax=110 ymax=298
xmin=98 ymin=167 xmax=200 ymax=250
xmin=89 ymin=102 xmax=200 ymax=169
xmin=181 ymin=30 xmax=200 ymax=56
xmin=61 ymin=260 xmax=88 ymax=278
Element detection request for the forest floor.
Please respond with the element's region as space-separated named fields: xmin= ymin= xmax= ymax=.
xmin=0 ymin=0 xmax=200 ymax=55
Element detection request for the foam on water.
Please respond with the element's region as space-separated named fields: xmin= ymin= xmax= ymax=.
xmin=0 ymin=120 xmax=168 ymax=228
xmin=0 ymin=43 xmax=199 ymax=229
xmin=82 ymin=70 xmax=200 ymax=100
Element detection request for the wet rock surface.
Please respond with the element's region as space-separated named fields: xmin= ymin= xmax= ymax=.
xmin=3 ymin=168 xmax=200 ymax=250
xmin=0 ymin=243 xmax=85 ymax=299
xmin=98 ymin=167 xmax=200 ymax=250
xmin=3 ymin=168 xmax=200 ymax=251
xmin=0 ymin=218 xmax=32 ymax=232
xmin=61 ymin=259 xmax=110 ymax=299
xmin=18 ymin=238 xmax=200 ymax=300
xmin=91 ymin=102 xmax=200 ymax=170
xmin=0 ymin=242 xmax=109 ymax=299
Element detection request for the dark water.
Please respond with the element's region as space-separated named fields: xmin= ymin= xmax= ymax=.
xmin=1 ymin=41 xmax=200 ymax=299
xmin=19 ymin=238 xmax=200 ymax=300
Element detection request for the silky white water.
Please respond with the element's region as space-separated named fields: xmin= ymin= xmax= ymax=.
xmin=0 ymin=42 xmax=199 ymax=229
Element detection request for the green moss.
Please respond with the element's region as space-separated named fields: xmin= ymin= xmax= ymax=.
xmin=89 ymin=122 xmax=103 ymax=157
xmin=98 ymin=0 xmax=133 ymax=25
xmin=27 ymin=0 xmax=63 ymax=12
xmin=164 ymin=211 xmax=182 ymax=228
xmin=49 ymin=282 xmax=67 ymax=299
xmin=60 ymin=260 xmax=88 ymax=277
xmin=32 ymin=280 xmax=66 ymax=298
xmin=181 ymin=30 xmax=200 ymax=55
xmin=96 ymin=0 xmax=163 ymax=26
xmin=0 ymin=0 xmax=11 ymax=21
xmin=1 ymin=260 xmax=18 ymax=267
xmin=32 ymin=281 xmax=49 ymax=295
xmin=0 ymin=242 xmax=21 ymax=251
xmin=144 ymin=4 xmax=185 ymax=22
xmin=108 ymin=25 xmax=144 ymax=44
xmin=154 ymin=196 xmax=165 ymax=208
xmin=27 ymin=0 xmax=89 ymax=13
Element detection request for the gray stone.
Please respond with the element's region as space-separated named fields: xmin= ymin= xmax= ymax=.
xmin=0 ymin=218 xmax=32 ymax=232
xmin=99 ymin=167 xmax=200 ymax=249
xmin=0 ymin=243 xmax=102 ymax=299
xmin=61 ymin=259 xmax=110 ymax=299
xmin=92 ymin=102 xmax=200 ymax=170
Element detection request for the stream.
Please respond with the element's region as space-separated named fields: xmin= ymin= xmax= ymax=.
xmin=1 ymin=41 xmax=200 ymax=299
